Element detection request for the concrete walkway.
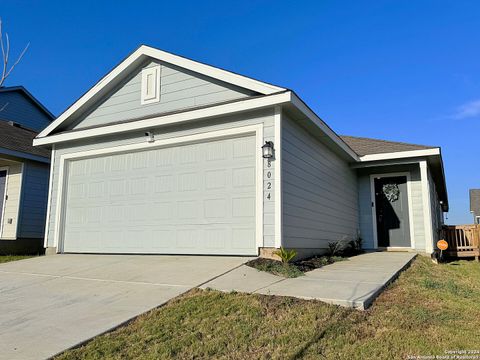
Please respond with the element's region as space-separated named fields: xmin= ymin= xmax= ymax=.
xmin=201 ymin=252 xmax=416 ymax=309
xmin=0 ymin=254 xmax=249 ymax=360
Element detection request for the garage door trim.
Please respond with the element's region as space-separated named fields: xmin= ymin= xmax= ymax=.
xmin=53 ymin=124 xmax=264 ymax=253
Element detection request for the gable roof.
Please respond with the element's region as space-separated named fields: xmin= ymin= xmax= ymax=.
xmin=0 ymin=86 xmax=55 ymax=120
xmin=36 ymin=45 xmax=285 ymax=138
xmin=0 ymin=120 xmax=50 ymax=160
xmin=340 ymin=135 xmax=437 ymax=157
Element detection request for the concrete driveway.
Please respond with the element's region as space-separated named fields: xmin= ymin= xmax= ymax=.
xmin=0 ymin=254 xmax=249 ymax=360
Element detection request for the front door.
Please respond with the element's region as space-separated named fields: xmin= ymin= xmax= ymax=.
xmin=374 ymin=175 xmax=411 ymax=247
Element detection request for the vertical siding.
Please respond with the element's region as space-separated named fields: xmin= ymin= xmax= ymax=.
xmin=281 ymin=114 xmax=359 ymax=250
xmin=45 ymin=109 xmax=275 ymax=249
xmin=0 ymin=161 xmax=23 ymax=239
xmin=70 ymin=60 xmax=257 ymax=130
xmin=17 ymin=161 xmax=50 ymax=238
xmin=357 ymin=163 xmax=426 ymax=250
xmin=0 ymin=91 xmax=52 ymax=131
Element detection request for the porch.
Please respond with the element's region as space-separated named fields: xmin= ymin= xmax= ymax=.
xmin=441 ymin=225 xmax=480 ymax=260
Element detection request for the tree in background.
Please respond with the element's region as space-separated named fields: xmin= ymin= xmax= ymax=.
xmin=0 ymin=18 xmax=29 ymax=88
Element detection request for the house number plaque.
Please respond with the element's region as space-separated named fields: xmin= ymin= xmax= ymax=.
xmin=265 ymin=158 xmax=273 ymax=201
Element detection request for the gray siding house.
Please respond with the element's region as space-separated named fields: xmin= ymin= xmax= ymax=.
xmin=0 ymin=86 xmax=54 ymax=254
xmin=34 ymin=45 xmax=448 ymax=257
xmin=470 ymin=189 xmax=480 ymax=224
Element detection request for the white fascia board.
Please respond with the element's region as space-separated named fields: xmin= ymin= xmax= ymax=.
xmin=359 ymin=148 xmax=441 ymax=162
xmin=33 ymin=92 xmax=292 ymax=146
xmin=140 ymin=46 xmax=285 ymax=95
xmin=289 ymin=93 xmax=359 ymax=161
xmin=37 ymin=45 xmax=285 ymax=139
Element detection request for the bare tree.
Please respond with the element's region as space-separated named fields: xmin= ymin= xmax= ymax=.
xmin=0 ymin=18 xmax=29 ymax=87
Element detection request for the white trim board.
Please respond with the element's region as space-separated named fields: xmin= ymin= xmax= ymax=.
xmin=360 ymin=148 xmax=440 ymax=162
xmin=34 ymin=92 xmax=291 ymax=146
xmin=290 ymin=93 xmax=359 ymax=161
xmin=420 ymin=160 xmax=434 ymax=253
xmin=37 ymin=45 xmax=285 ymax=139
xmin=52 ymin=124 xmax=264 ymax=254
xmin=33 ymin=90 xmax=359 ymax=165
xmin=0 ymin=166 xmax=9 ymax=238
xmin=43 ymin=145 xmax=56 ymax=248
xmin=369 ymin=172 xmax=415 ymax=250
xmin=274 ymin=106 xmax=282 ymax=248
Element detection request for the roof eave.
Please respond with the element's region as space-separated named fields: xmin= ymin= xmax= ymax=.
xmin=357 ymin=149 xmax=449 ymax=211
xmin=33 ymin=91 xmax=360 ymax=162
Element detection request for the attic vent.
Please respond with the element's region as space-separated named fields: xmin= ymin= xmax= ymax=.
xmin=8 ymin=121 xmax=21 ymax=127
xmin=141 ymin=65 xmax=161 ymax=105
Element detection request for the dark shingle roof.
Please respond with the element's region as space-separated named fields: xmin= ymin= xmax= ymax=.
xmin=0 ymin=120 xmax=50 ymax=159
xmin=339 ymin=135 xmax=436 ymax=157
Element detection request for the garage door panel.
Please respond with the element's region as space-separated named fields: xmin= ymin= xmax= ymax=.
xmin=62 ymin=134 xmax=257 ymax=255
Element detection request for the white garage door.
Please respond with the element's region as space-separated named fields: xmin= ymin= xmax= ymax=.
xmin=62 ymin=135 xmax=257 ymax=255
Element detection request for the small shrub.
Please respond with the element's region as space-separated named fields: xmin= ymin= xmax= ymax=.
xmin=247 ymin=258 xmax=303 ymax=278
xmin=273 ymin=247 xmax=297 ymax=263
xmin=327 ymin=241 xmax=344 ymax=257
xmin=343 ymin=237 xmax=364 ymax=256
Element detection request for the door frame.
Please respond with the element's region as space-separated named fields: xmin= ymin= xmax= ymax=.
xmin=53 ymin=124 xmax=264 ymax=254
xmin=370 ymin=172 xmax=415 ymax=250
xmin=0 ymin=166 xmax=9 ymax=238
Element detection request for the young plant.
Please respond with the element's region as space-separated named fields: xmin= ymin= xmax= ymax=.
xmin=273 ymin=247 xmax=297 ymax=263
xmin=327 ymin=240 xmax=344 ymax=257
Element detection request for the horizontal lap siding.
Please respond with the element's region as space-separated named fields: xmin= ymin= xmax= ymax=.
xmin=17 ymin=162 xmax=50 ymax=238
xmin=0 ymin=92 xmax=52 ymax=131
xmin=46 ymin=109 xmax=276 ymax=248
xmin=281 ymin=115 xmax=359 ymax=249
xmin=73 ymin=61 xmax=256 ymax=130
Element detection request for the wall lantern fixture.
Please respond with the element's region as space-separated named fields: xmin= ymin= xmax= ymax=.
xmin=262 ymin=141 xmax=274 ymax=159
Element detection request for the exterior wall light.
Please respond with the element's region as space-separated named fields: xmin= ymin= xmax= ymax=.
xmin=262 ymin=141 xmax=274 ymax=159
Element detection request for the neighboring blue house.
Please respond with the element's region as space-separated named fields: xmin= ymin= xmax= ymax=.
xmin=0 ymin=86 xmax=54 ymax=254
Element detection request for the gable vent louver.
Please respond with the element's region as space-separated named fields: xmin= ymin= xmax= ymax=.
xmin=141 ymin=65 xmax=161 ymax=105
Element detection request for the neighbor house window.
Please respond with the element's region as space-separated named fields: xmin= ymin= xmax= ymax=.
xmin=476 ymin=216 xmax=480 ymax=225
xmin=141 ymin=65 xmax=160 ymax=104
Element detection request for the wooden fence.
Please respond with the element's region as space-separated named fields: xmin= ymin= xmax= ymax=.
xmin=441 ymin=225 xmax=480 ymax=260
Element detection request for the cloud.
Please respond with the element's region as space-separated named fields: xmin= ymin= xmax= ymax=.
xmin=453 ymin=99 xmax=480 ymax=119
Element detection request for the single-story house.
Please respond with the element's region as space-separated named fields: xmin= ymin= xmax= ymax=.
xmin=0 ymin=86 xmax=54 ymax=254
xmin=470 ymin=189 xmax=480 ymax=224
xmin=33 ymin=45 xmax=448 ymax=257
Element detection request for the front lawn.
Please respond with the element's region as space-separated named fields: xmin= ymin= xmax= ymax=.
xmin=57 ymin=256 xmax=480 ymax=360
xmin=0 ymin=255 xmax=34 ymax=264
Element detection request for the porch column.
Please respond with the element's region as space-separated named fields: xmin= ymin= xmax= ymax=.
xmin=420 ymin=160 xmax=434 ymax=253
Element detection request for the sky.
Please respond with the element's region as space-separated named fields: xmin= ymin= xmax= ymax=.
xmin=1 ymin=1 xmax=479 ymax=224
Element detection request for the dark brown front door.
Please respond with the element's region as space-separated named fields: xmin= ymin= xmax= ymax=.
xmin=374 ymin=176 xmax=411 ymax=247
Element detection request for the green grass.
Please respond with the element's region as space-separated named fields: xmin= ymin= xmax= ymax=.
xmin=57 ymin=257 xmax=480 ymax=360
xmin=0 ymin=255 xmax=34 ymax=264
